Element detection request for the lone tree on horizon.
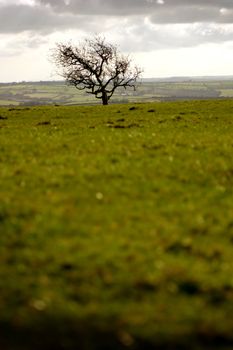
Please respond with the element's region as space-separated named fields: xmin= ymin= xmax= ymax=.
xmin=52 ymin=36 xmax=142 ymax=105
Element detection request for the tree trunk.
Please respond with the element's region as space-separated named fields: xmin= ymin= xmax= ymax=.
xmin=102 ymin=91 xmax=108 ymax=105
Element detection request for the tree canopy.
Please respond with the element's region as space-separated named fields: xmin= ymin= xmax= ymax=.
xmin=52 ymin=36 xmax=142 ymax=105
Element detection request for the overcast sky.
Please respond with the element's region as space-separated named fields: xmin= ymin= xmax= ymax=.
xmin=0 ymin=0 xmax=233 ymax=82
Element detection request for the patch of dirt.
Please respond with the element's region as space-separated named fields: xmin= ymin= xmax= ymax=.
xmin=172 ymin=115 xmax=183 ymax=121
xmin=36 ymin=121 xmax=51 ymax=126
xmin=108 ymin=123 xmax=141 ymax=129
xmin=142 ymin=144 xmax=164 ymax=150
xmin=8 ymin=108 xmax=30 ymax=112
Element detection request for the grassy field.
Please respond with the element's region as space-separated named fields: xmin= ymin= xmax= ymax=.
xmin=1 ymin=79 xmax=233 ymax=106
xmin=0 ymin=100 xmax=233 ymax=349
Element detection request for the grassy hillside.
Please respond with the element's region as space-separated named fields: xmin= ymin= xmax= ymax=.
xmin=0 ymin=100 xmax=233 ymax=349
xmin=1 ymin=79 xmax=233 ymax=106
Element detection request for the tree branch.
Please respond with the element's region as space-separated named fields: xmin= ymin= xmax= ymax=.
xmin=52 ymin=36 xmax=143 ymax=105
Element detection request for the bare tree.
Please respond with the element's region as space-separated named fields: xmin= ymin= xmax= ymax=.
xmin=52 ymin=36 xmax=142 ymax=105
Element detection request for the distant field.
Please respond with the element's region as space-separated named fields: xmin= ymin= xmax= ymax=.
xmin=220 ymin=89 xmax=233 ymax=97
xmin=1 ymin=79 xmax=233 ymax=106
xmin=0 ymin=99 xmax=19 ymax=106
xmin=0 ymin=100 xmax=233 ymax=349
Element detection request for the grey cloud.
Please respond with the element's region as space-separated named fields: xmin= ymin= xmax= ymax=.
xmin=35 ymin=0 xmax=233 ymax=23
xmin=36 ymin=0 xmax=160 ymax=16
xmin=149 ymin=5 xmax=233 ymax=24
xmin=1 ymin=0 xmax=233 ymax=54
xmin=1 ymin=0 xmax=233 ymax=37
xmin=117 ymin=21 xmax=233 ymax=52
xmin=0 ymin=4 xmax=69 ymax=33
xmin=0 ymin=33 xmax=48 ymax=57
xmin=0 ymin=4 xmax=103 ymax=34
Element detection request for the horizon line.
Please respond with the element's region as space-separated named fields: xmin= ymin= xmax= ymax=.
xmin=1 ymin=74 xmax=233 ymax=84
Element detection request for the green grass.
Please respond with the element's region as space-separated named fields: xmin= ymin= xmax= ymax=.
xmin=0 ymin=100 xmax=19 ymax=106
xmin=1 ymin=80 xmax=233 ymax=106
xmin=220 ymin=89 xmax=233 ymax=97
xmin=0 ymin=100 xmax=233 ymax=349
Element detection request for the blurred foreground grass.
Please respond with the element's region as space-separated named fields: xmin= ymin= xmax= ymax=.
xmin=0 ymin=100 xmax=233 ymax=349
